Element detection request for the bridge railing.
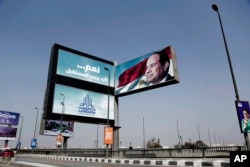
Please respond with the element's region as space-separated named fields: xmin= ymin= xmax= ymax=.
xmin=17 ymin=146 xmax=246 ymax=158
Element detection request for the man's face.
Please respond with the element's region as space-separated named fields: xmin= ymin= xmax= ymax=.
xmin=145 ymin=54 xmax=169 ymax=84
xmin=243 ymin=110 xmax=249 ymax=119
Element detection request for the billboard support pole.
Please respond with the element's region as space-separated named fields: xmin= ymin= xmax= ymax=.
xmin=212 ymin=4 xmax=250 ymax=150
xmin=113 ymin=96 xmax=120 ymax=158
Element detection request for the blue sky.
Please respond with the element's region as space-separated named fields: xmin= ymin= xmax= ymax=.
xmin=1 ymin=0 xmax=250 ymax=148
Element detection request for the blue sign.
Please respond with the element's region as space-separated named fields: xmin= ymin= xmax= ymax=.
xmin=16 ymin=141 xmax=21 ymax=148
xmin=31 ymin=138 xmax=37 ymax=149
xmin=0 ymin=110 xmax=20 ymax=125
xmin=235 ymin=101 xmax=250 ymax=133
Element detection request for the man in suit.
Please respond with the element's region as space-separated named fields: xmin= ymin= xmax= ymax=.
xmin=144 ymin=50 xmax=173 ymax=85
xmin=242 ymin=109 xmax=250 ymax=132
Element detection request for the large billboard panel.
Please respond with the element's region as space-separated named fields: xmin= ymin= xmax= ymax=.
xmin=40 ymin=119 xmax=74 ymax=137
xmin=0 ymin=127 xmax=17 ymax=140
xmin=43 ymin=44 xmax=115 ymax=125
xmin=52 ymin=84 xmax=114 ymax=120
xmin=235 ymin=101 xmax=250 ymax=133
xmin=56 ymin=49 xmax=115 ymax=87
xmin=0 ymin=110 xmax=20 ymax=126
xmin=115 ymin=45 xmax=179 ymax=96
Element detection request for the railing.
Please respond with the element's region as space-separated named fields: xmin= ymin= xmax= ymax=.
xmin=17 ymin=146 xmax=246 ymax=159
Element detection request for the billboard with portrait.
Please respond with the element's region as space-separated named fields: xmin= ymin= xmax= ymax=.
xmin=0 ymin=110 xmax=20 ymax=126
xmin=52 ymin=84 xmax=114 ymax=120
xmin=115 ymin=45 xmax=179 ymax=97
xmin=0 ymin=127 xmax=17 ymax=140
xmin=235 ymin=101 xmax=250 ymax=133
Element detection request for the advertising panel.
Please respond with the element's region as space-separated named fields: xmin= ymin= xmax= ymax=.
xmin=115 ymin=45 xmax=179 ymax=96
xmin=235 ymin=101 xmax=250 ymax=133
xmin=52 ymin=84 xmax=115 ymax=120
xmin=43 ymin=119 xmax=74 ymax=137
xmin=104 ymin=126 xmax=113 ymax=144
xmin=0 ymin=127 xmax=17 ymax=140
xmin=43 ymin=43 xmax=115 ymax=125
xmin=0 ymin=110 xmax=20 ymax=126
xmin=57 ymin=49 xmax=115 ymax=87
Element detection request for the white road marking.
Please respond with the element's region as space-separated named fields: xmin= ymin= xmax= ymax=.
xmin=13 ymin=161 xmax=59 ymax=167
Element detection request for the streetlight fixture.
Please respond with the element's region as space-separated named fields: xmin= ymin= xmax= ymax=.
xmin=212 ymin=4 xmax=250 ymax=150
xmin=17 ymin=115 xmax=24 ymax=150
xmin=104 ymin=67 xmax=110 ymax=158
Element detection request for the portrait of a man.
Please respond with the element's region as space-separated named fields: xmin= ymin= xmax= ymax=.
xmin=115 ymin=45 xmax=178 ymax=95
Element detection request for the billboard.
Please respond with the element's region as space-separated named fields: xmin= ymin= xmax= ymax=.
xmin=104 ymin=126 xmax=113 ymax=144
xmin=0 ymin=110 xmax=20 ymax=126
xmin=235 ymin=101 xmax=250 ymax=133
xmin=115 ymin=45 xmax=179 ymax=96
xmin=56 ymin=133 xmax=64 ymax=148
xmin=53 ymin=84 xmax=114 ymax=120
xmin=41 ymin=119 xmax=74 ymax=137
xmin=56 ymin=49 xmax=115 ymax=87
xmin=43 ymin=44 xmax=115 ymax=125
xmin=0 ymin=127 xmax=17 ymax=140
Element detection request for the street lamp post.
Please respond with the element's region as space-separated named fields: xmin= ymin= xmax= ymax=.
xmin=34 ymin=107 xmax=39 ymax=141
xmin=104 ymin=68 xmax=110 ymax=126
xmin=143 ymin=117 xmax=145 ymax=149
xmin=208 ymin=129 xmax=212 ymax=147
xmin=212 ymin=4 xmax=250 ymax=150
xmin=104 ymin=67 xmax=110 ymax=158
xmin=197 ymin=124 xmax=201 ymax=141
xmin=176 ymin=120 xmax=181 ymax=148
xmin=214 ymin=131 xmax=217 ymax=146
xmin=17 ymin=116 xmax=24 ymax=150
xmin=96 ymin=124 xmax=99 ymax=149
xmin=60 ymin=94 xmax=65 ymax=134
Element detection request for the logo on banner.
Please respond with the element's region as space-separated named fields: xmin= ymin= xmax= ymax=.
xmin=78 ymin=94 xmax=96 ymax=115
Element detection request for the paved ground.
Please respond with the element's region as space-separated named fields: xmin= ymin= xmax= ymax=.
xmin=0 ymin=154 xmax=230 ymax=167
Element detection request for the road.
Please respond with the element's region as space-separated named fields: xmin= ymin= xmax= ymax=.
xmin=8 ymin=157 xmax=181 ymax=167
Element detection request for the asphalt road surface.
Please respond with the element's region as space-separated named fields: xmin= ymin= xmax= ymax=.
xmin=9 ymin=157 xmax=180 ymax=167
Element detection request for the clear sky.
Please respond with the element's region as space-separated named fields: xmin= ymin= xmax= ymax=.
xmin=1 ymin=0 xmax=250 ymax=149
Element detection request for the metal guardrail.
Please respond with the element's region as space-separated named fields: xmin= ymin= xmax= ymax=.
xmin=16 ymin=146 xmax=246 ymax=158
